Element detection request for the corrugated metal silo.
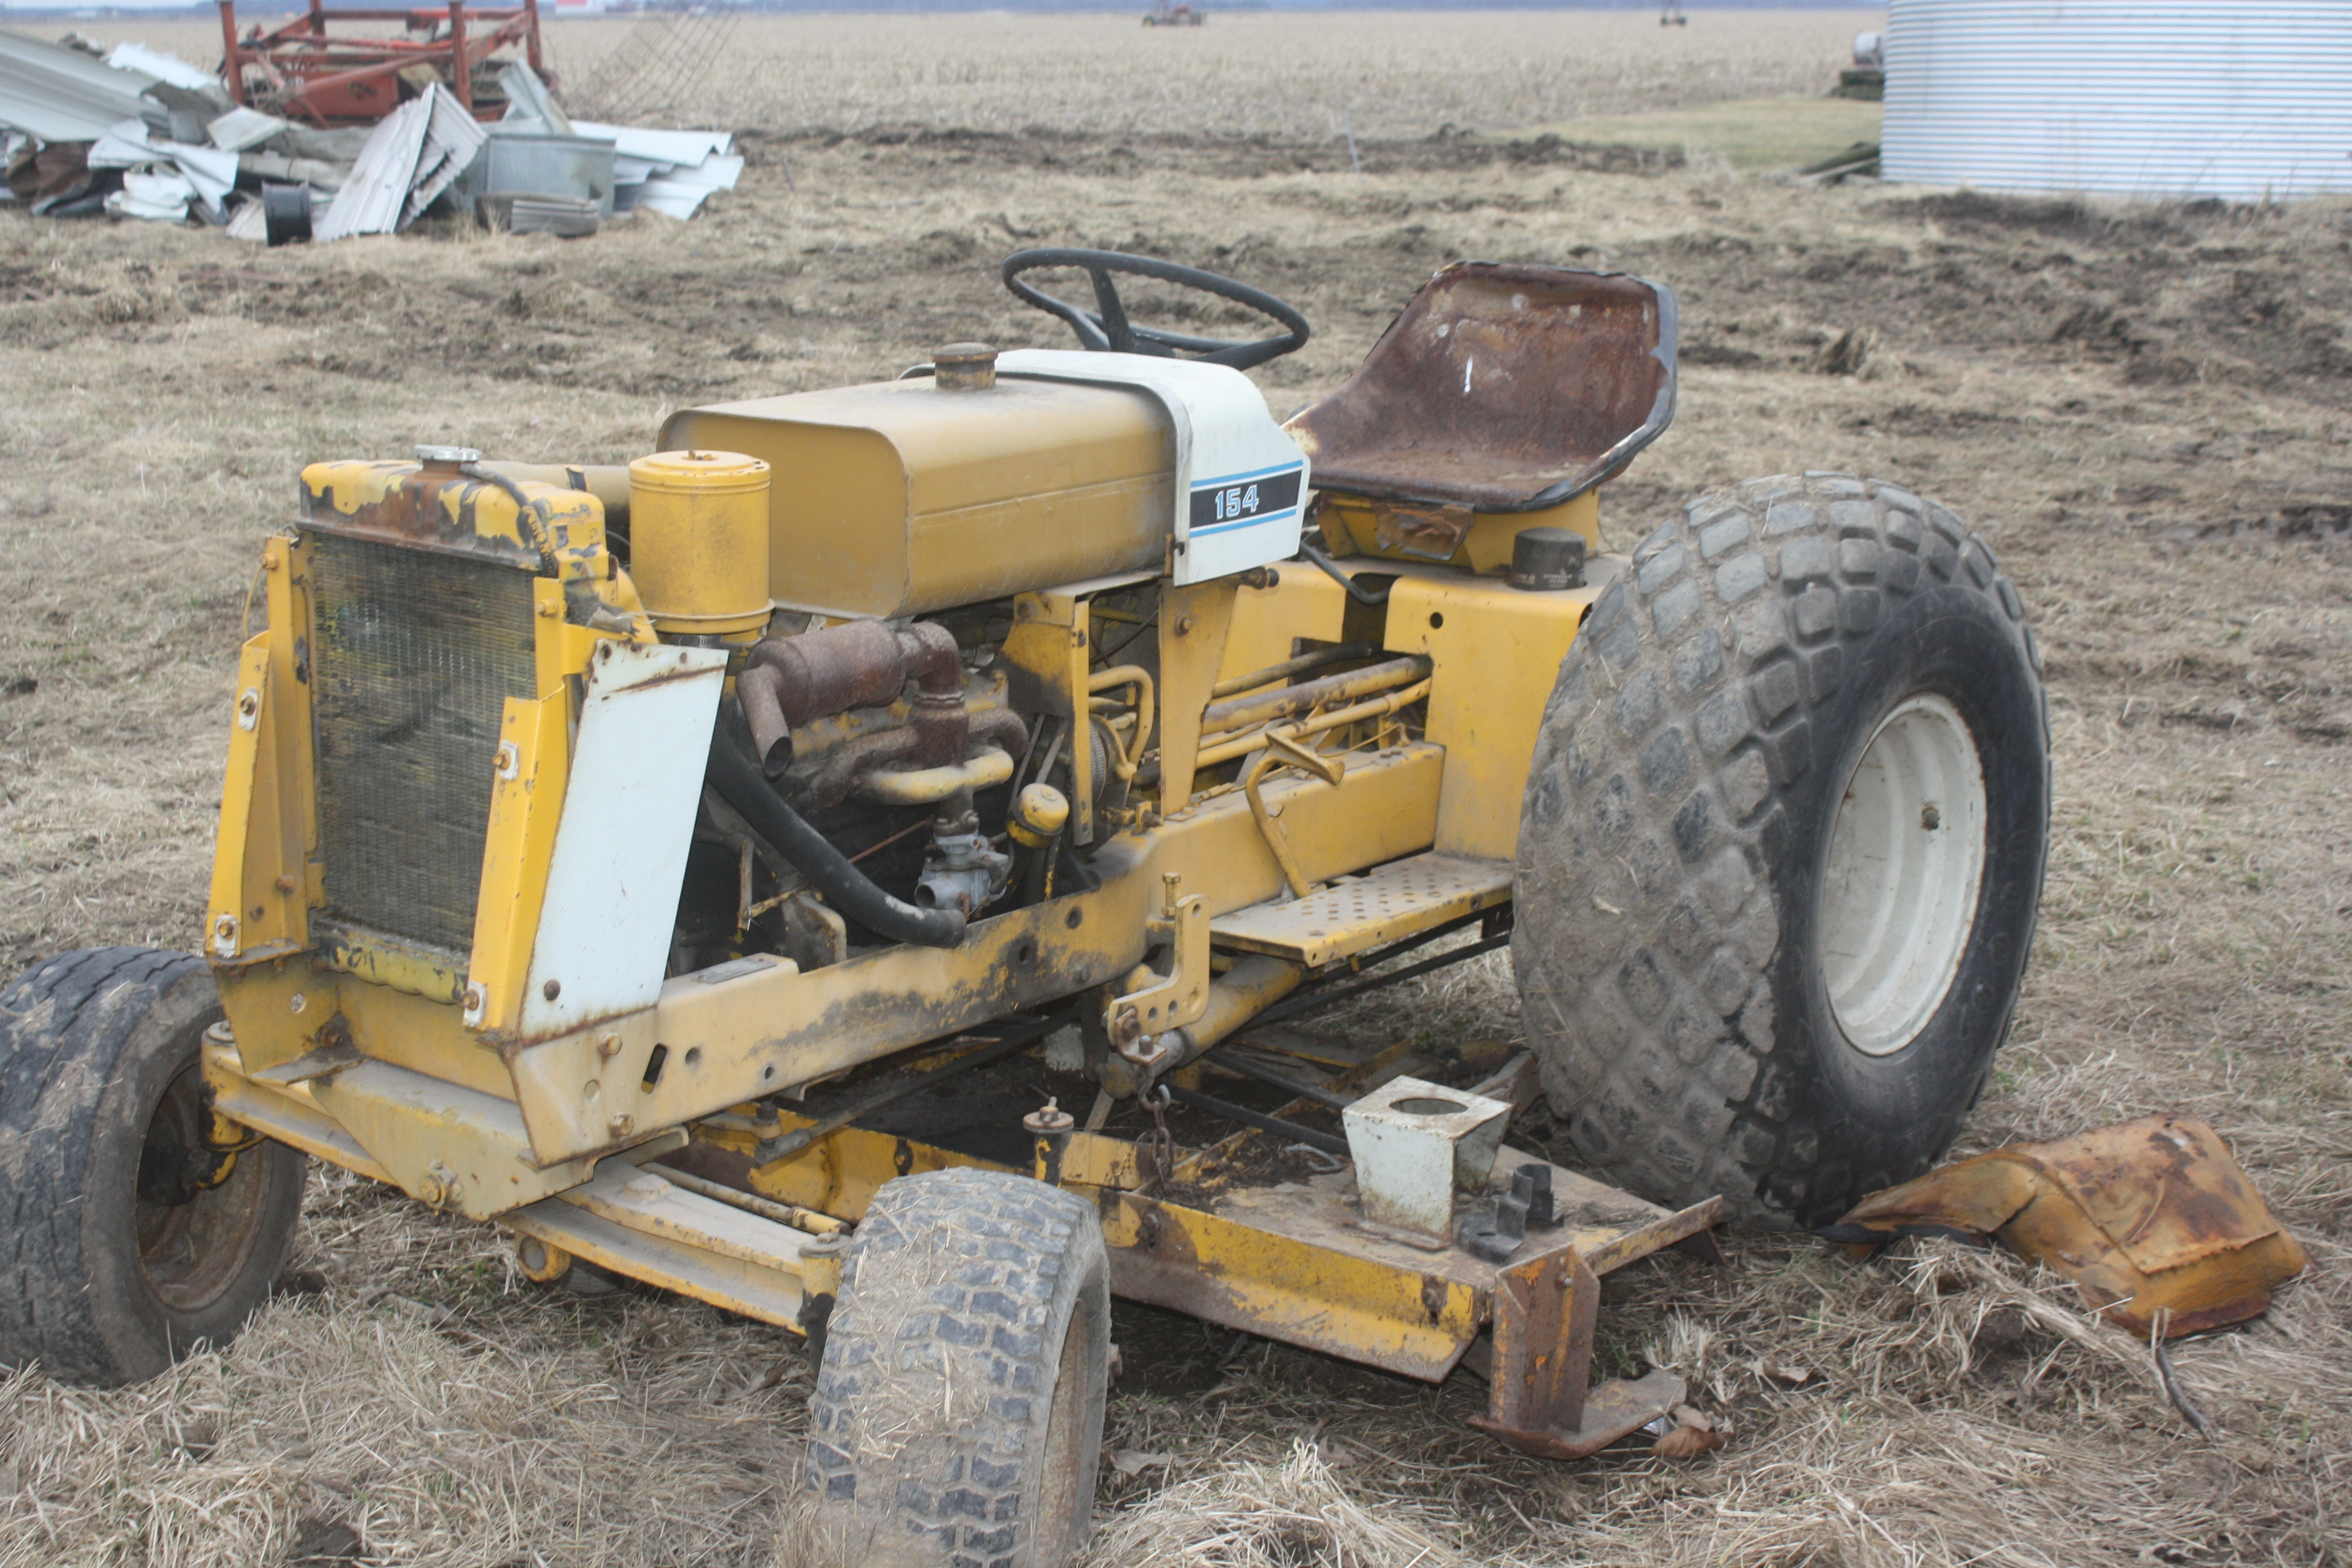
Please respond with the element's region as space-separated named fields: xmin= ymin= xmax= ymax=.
xmin=1881 ymin=0 xmax=2352 ymax=200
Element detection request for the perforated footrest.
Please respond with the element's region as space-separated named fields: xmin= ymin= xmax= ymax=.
xmin=1210 ymin=851 xmax=1512 ymax=967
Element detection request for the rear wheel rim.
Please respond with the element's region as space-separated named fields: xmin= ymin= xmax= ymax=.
xmin=1820 ymin=694 xmax=1989 ymax=1057
xmin=134 ymin=1065 xmax=273 ymax=1313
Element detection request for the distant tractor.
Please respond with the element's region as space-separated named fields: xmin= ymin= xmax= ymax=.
xmin=1837 ymin=30 xmax=1887 ymax=100
xmin=1661 ymin=1 xmax=1688 ymax=25
xmin=1144 ymin=1 xmax=1204 ymax=25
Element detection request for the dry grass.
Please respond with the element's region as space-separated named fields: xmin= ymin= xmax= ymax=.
xmin=75 ymin=11 xmax=1872 ymax=140
xmin=4 ymin=9 xmax=2351 ymax=1566
xmin=1082 ymin=1439 xmax=1511 ymax=1568
xmin=0 ymin=1169 xmax=806 ymax=1567
xmin=1510 ymin=92 xmax=1883 ymax=169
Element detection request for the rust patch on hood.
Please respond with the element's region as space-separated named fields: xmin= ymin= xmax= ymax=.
xmin=299 ymin=459 xmax=604 ymax=570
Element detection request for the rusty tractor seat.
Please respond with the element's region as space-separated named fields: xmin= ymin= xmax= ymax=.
xmin=1285 ymin=262 xmax=1678 ymax=515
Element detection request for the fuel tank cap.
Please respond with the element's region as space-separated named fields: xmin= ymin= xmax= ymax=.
xmin=932 ymin=343 xmax=999 ymax=391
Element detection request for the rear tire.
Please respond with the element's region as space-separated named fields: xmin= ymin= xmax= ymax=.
xmin=806 ymin=1167 xmax=1110 ymax=1568
xmin=0 ymin=947 xmax=307 ymax=1385
xmin=1513 ymin=474 xmax=2050 ymax=1229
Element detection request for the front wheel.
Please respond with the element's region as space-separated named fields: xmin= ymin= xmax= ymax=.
xmin=806 ymin=1167 xmax=1110 ymax=1568
xmin=1513 ymin=474 xmax=2050 ymax=1229
xmin=0 ymin=947 xmax=307 ymax=1384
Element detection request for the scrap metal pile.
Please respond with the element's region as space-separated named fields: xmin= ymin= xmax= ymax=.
xmin=0 ymin=15 xmax=739 ymax=242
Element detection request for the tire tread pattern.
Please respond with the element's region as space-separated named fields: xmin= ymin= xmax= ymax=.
xmin=2 ymin=947 xmax=209 ymax=1383
xmin=1514 ymin=474 xmax=2048 ymax=1227
xmin=806 ymin=1167 xmax=1106 ymax=1568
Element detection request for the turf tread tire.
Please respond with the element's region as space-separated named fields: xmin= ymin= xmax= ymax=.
xmin=1514 ymin=473 xmax=2050 ymax=1229
xmin=0 ymin=947 xmax=305 ymax=1385
xmin=807 ymin=1166 xmax=1109 ymax=1568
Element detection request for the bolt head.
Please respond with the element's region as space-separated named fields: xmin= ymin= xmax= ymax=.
xmin=1024 ymin=1099 xmax=1076 ymax=1134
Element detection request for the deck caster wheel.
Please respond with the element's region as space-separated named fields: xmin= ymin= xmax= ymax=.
xmin=514 ymin=1234 xmax=573 ymax=1284
xmin=1514 ymin=474 xmax=2050 ymax=1229
xmin=0 ymin=948 xmax=307 ymax=1385
xmin=806 ymin=1168 xmax=1110 ymax=1568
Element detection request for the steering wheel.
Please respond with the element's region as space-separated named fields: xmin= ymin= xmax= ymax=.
xmin=1002 ymin=248 xmax=1310 ymax=371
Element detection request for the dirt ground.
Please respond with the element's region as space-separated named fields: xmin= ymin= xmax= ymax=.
xmin=2 ymin=10 xmax=2349 ymax=1567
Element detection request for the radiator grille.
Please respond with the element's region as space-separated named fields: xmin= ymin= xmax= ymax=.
xmin=309 ymin=533 xmax=538 ymax=956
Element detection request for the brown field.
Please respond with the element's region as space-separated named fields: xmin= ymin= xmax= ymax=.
xmin=4 ymin=9 xmax=2350 ymax=1567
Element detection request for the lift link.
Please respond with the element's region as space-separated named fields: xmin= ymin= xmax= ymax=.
xmin=1103 ymin=872 xmax=1210 ymax=1064
xmin=1244 ymin=731 xmax=1346 ymax=901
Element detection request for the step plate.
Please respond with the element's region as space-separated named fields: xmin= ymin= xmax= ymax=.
xmin=1210 ymin=851 xmax=1513 ymax=967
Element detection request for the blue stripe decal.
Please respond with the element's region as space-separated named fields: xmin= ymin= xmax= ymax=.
xmin=1190 ymin=507 xmax=1299 ymax=538
xmin=1192 ymin=461 xmax=1305 ymax=489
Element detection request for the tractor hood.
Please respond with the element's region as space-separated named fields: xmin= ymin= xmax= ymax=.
xmin=663 ymin=350 xmax=1307 ymax=620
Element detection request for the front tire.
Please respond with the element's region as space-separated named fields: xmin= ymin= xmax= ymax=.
xmin=1513 ymin=474 xmax=2050 ymax=1228
xmin=806 ymin=1168 xmax=1110 ymax=1568
xmin=0 ymin=947 xmax=307 ymax=1384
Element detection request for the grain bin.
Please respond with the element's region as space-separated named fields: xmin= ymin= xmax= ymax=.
xmin=1881 ymin=0 xmax=2352 ymax=201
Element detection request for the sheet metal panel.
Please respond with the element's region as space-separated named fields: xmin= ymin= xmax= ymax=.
xmin=514 ymin=641 xmax=727 ymax=1042
xmin=1883 ymin=0 xmax=2352 ymax=200
xmin=0 ymin=26 xmax=157 ymax=143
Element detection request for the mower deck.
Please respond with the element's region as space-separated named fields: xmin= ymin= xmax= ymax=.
xmin=481 ymin=1036 xmax=1720 ymax=1463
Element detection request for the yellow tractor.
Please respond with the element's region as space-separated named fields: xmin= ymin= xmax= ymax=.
xmin=0 ymin=250 xmax=2048 ymax=1565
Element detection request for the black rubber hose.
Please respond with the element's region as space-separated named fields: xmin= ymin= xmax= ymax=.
xmin=704 ymin=716 xmax=966 ymax=949
xmin=1298 ymin=541 xmax=1394 ymax=605
xmin=459 ymin=462 xmax=556 ymax=569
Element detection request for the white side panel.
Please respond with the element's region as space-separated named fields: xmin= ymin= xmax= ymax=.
xmin=515 ymin=640 xmax=728 ymax=1038
xmin=996 ymin=349 xmax=1310 ymax=585
xmin=103 ymin=42 xmax=218 ymax=91
xmin=568 ymin=120 xmax=736 ymax=165
xmin=1883 ymin=0 xmax=2352 ymax=201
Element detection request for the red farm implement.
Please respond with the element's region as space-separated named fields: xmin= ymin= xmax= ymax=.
xmin=215 ymin=0 xmax=552 ymax=126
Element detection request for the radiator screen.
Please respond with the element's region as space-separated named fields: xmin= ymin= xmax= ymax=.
xmin=309 ymin=532 xmax=539 ymax=956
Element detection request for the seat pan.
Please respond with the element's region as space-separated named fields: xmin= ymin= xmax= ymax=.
xmin=1285 ymin=262 xmax=1677 ymax=512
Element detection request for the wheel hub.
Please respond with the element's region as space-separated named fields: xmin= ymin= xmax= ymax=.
xmin=135 ymin=1067 xmax=275 ymax=1313
xmin=1820 ymin=693 xmax=1989 ymax=1057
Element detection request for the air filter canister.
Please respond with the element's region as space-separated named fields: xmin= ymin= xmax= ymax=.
xmin=627 ymin=449 xmax=773 ymax=637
